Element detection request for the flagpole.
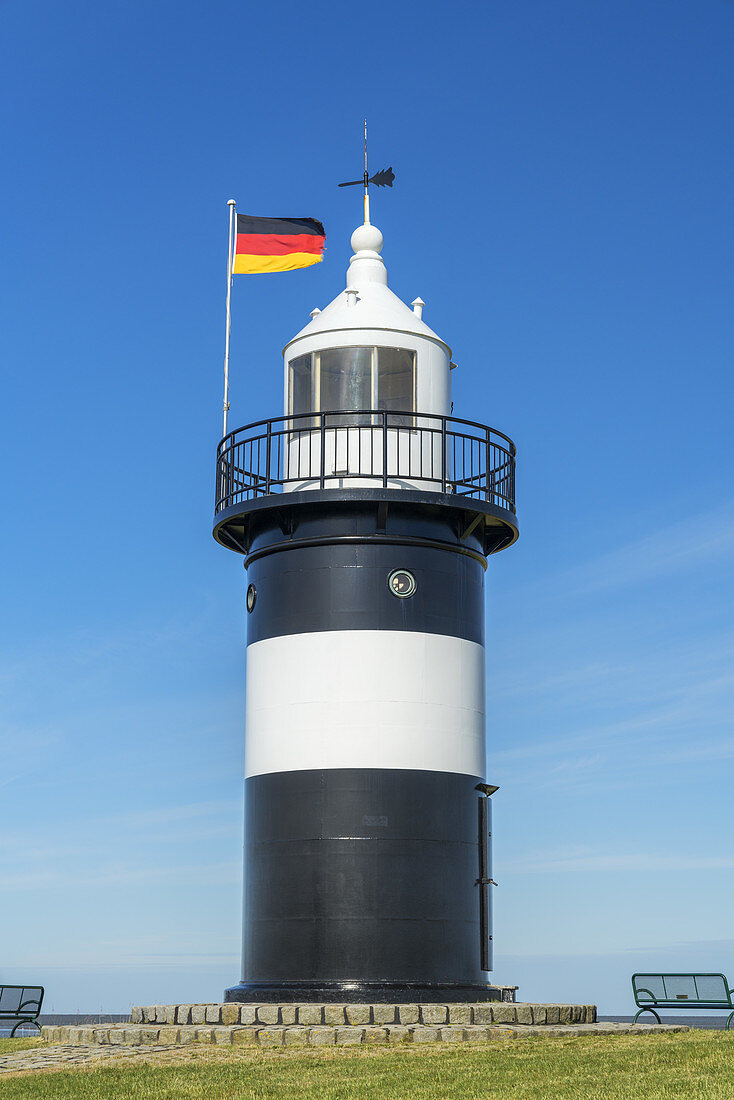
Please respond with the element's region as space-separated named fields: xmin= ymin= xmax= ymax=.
xmin=363 ymin=117 xmax=370 ymax=224
xmin=222 ymin=199 xmax=236 ymax=438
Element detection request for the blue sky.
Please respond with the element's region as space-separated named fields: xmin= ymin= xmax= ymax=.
xmin=1 ymin=0 xmax=733 ymax=1015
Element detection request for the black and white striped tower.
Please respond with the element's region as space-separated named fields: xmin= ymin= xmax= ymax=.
xmin=214 ymin=215 xmax=519 ymax=1003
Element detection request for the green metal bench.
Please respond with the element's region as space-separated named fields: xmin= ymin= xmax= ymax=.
xmin=632 ymin=973 xmax=734 ymax=1028
xmin=0 ymin=985 xmax=44 ymax=1036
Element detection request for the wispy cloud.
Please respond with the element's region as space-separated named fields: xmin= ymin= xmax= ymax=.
xmin=1 ymin=860 xmax=241 ymax=891
xmin=544 ymin=502 xmax=734 ymax=599
xmin=505 ymin=846 xmax=734 ymax=874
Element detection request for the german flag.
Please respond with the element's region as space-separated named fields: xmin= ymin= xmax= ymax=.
xmin=233 ymin=214 xmax=326 ymax=274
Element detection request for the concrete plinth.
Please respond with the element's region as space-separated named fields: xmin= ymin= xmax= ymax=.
xmin=38 ymin=1000 xmax=665 ymax=1049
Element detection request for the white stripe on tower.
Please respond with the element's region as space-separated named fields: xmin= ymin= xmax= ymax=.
xmin=244 ymin=629 xmax=486 ymax=779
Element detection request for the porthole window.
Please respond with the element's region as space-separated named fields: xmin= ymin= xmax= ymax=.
xmin=246 ymin=584 xmax=257 ymax=613
xmin=388 ymin=569 xmax=417 ymax=598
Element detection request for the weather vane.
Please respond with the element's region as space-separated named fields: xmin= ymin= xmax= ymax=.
xmin=338 ymin=119 xmax=394 ymax=224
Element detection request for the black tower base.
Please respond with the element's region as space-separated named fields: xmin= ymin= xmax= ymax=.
xmin=224 ymin=980 xmax=506 ymax=1004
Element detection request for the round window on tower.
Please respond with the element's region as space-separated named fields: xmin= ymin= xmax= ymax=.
xmin=388 ymin=569 xmax=417 ymax=599
xmin=246 ymin=584 xmax=257 ymax=613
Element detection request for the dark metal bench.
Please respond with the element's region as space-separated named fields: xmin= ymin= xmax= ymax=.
xmin=632 ymin=973 xmax=734 ymax=1028
xmin=0 ymin=985 xmax=44 ymax=1036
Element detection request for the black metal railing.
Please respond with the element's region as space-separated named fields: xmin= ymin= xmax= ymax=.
xmin=215 ymin=410 xmax=516 ymax=515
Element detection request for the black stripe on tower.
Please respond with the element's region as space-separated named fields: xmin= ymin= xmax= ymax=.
xmin=230 ymin=769 xmax=493 ymax=1003
xmin=245 ymin=542 xmax=484 ymax=644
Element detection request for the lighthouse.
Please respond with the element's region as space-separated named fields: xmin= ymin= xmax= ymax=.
xmin=214 ymin=212 xmax=518 ymax=1003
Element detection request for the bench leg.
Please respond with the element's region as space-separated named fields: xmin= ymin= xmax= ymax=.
xmin=10 ymin=1019 xmax=41 ymax=1038
xmin=726 ymin=1011 xmax=734 ymax=1031
xmin=633 ymin=1008 xmax=661 ymax=1024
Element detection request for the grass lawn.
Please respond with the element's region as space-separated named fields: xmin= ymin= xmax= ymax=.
xmin=2 ymin=1032 xmax=733 ymax=1099
xmin=0 ymin=1039 xmax=45 ymax=1055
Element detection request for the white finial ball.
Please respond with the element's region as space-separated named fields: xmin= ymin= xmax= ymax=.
xmin=351 ymin=222 xmax=383 ymax=254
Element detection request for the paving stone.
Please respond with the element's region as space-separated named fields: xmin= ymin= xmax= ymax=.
xmin=410 ymin=1027 xmax=439 ymax=1043
xmin=439 ymin=1026 xmax=465 ymax=1042
xmin=214 ymin=1027 xmax=233 ymax=1044
xmin=280 ymin=1005 xmax=297 ymax=1025
xmin=164 ymin=1006 xmax=178 ymax=1024
xmin=545 ymin=1006 xmax=560 ymax=1025
xmin=364 ymin=1026 xmax=388 ymax=1044
xmin=231 ymin=1027 xmax=258 ymax=1044
xmin=345 ymin=1004 xmax=371 ymax=1025
xmin=448 ymin=1004 xmax=472 ymax=1024
xmin=140 ymin=1029 xmax=161 ymax=1044
xmin=324 ymin=1004 xmax=347 ymax=1026
xmin=258 ymin=1027 xmax=284 ymax=1047
xmin=298 ymin=1004 xmax=323 ymax=1025
xmin=397 ymin=1004 xmax=419 ymax=1024
xmin=472 ymin=1004 xmax=494 ymax=1025
xmin=93 ymin=1028 xmax=110 ymax=1044
xmin=387 ymin=1020 xmax=411 ymax=1038
xmin=205 ymin=1006 xmax=222 ymax=1024
xmin=372 ymin=1004 xmax=396 ymax=1024
xmin=195 ymin=1028 xmax=215 ymax=1043
xmin=532 ymin=1005 xmax=547 ymax=1024
xmin=284 ymin=1027 xmax=309 ymax=1046
xmin=221 ymin=1004 xmax=240 ymax=1026
xmin=463 ymin=1026 xmax=494 ymax=1042
xmin=309 ymin=1027 xmax=336 ymax=1046
xmin=131 ymin=1007 xmax=143 ymax=1023
xmin=156 ymin=1006 xmax=168 ymax=1023
xmin=177 ymin=1005 xmax=192 ymax=1025
xmin=257 ymin=1005 xmax=280 ymax=1025
xmin=420 ymin=1005 xmax=448 ymax=1025
xmin=237 ymin=1005 xmax=257 ymax=1024
xmin=336 ymin=1027 xmax=364 ymax=1045
xmin=191 ymin=1006 xmax=207 ymax=1025
xmin=178 ymin=1027 xmax=198 ymax=1044
xmin=558 ymin=1005 xmax=572 ymax=1025
xmin=515 ymin=1004 xmax=533 ymax=1025
xmin=108 ymin=1030 xmax=127 ymax=1045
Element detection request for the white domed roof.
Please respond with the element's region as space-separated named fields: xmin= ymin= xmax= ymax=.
xmin=283 ymin=220 xmax=450 ymax=355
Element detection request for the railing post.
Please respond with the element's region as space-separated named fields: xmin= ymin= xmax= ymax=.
xmin=510 ymin=440 xmax=516 ymax=511
xmin=382 ymin=409 xmax=388 ymax=488
xmin=265 ymin=420 xmax=272 ymax=496
xmin=485 ymin=427 xmax=491 ymax=502
xmin=441 ymin=417 xmax=447 ymax=494
xmin=320 ymin=413 xmax=326 ymax=489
